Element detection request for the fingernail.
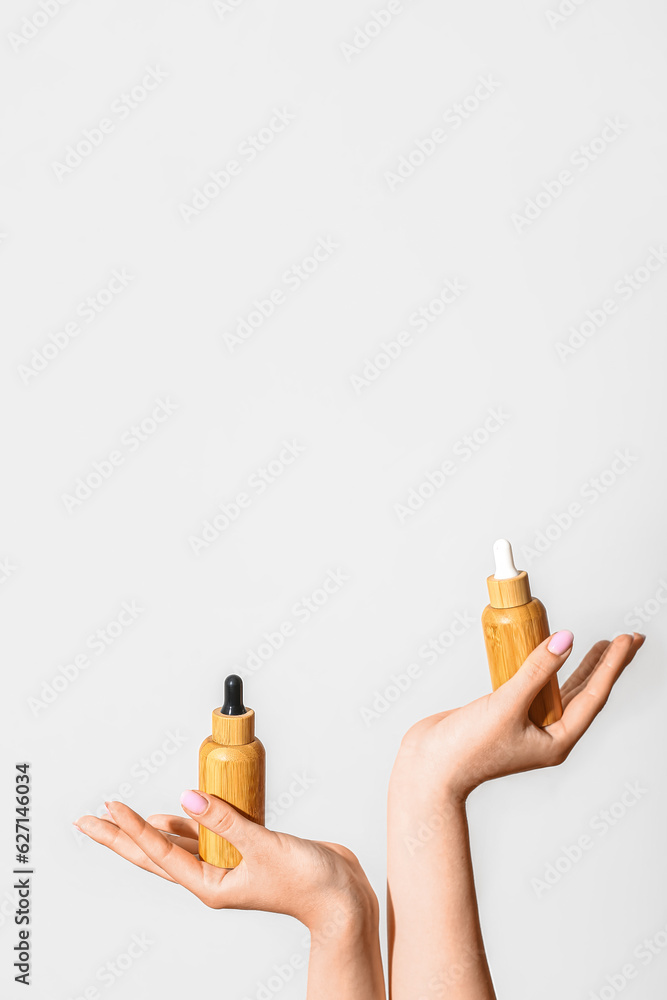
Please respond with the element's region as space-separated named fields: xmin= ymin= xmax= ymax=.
xmin=548 ymin=630 xmax=574 ymax=654
xmin=180 ymin=790 xmax=208 ymax=814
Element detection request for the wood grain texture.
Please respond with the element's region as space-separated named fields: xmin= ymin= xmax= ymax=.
xmin=211 ymin=707 xmax=255 ymax=746
xmin=198 ymin=736 xmax=265 ymax=868
xmin=486 ymin=570 xmax=531 ymax=609
xmin=482 ymin=598 xmax=563 ymax=727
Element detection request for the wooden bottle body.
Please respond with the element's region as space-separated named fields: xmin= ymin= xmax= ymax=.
xmin=482 ymin=597 xmax=563 ymax=727
xmin=198 ymin=736 xmax=265 ymax=868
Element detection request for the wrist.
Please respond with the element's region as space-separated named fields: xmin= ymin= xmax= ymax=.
xmin=389 ymin=745 xmax=470 ymax=809
xmin=388 ymin=759 xmax=471 ymax=869
xmin=307 ymin=883 xmax=379 ymax=944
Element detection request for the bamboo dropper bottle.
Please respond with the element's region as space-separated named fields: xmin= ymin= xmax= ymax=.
xmin=198 ymin=674 xmax=265 ymax=868
xmin=482 ymin=539 xmax=563 ymax=727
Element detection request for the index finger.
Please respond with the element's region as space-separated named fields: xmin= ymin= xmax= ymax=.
xmin=75 ymin=815 xmax=177 ymax=881
xmin=105 ymin=801 xmax=217 ymax=898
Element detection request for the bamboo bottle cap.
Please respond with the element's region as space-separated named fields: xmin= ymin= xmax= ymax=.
xmin=212 ymin=707 xmax=255 ymax=745
xmin=486 ymin=538 xmax=532 ymax=608
xmin=486 ymin=570 xmax=531 ymax=608
xmin=211 ymin=674 xmax=255 ymax=745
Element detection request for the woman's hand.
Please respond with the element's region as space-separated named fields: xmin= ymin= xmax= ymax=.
xmin=75 ymin=790 xmax=376 ymax=935
xmin=76 ymin=792 xmax=387 ymax=999
xmin=392 ymin=630 xmax=645 ymax=801
xmin=386 ymin=630 xmax=645 ymax=1000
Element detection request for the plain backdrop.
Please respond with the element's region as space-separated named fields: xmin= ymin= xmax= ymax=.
xmin=2 ymin=1 xmax=666 ymax=998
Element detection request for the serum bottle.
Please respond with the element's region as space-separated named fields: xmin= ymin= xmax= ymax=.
xmin=198 ymin=674 xmax=265 ymax=868
xmin=482 ymin=539 xmax=563 ymax=727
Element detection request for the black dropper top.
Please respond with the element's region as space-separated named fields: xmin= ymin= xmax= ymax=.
xmin=221 ymin=674 xmax=246 ymax=716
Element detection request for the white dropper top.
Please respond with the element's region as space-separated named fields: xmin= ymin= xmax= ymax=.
xmin=493 ymin=538 xmax=519 ymax=580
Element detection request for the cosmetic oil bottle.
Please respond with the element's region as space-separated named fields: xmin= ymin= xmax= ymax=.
xmin=198 ymin=675 xmax=265 ymax=868
xmin=482 ymin=539 xmax=563 ymax=727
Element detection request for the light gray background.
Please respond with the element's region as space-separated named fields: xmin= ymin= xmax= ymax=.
xmin=2 ymin=1 xmax=666 ymax=998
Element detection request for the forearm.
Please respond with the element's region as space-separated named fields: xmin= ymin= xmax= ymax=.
xmin=387 ymin=767 xmax=495 ymax=1000
xmin=306 ymin=903 xmax=386 ymax=1000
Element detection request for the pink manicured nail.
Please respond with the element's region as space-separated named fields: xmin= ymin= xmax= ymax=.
xmin=548 ymin=630 xmax=574 ymax=654
xmin=180 ymin=790 xmax=208 ymax=814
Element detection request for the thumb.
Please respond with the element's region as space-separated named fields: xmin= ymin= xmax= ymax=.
xmin=500 ymin=630 xmax=574 ymax=711
xmin=180 ymin=789 xmax=267 ymax=856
